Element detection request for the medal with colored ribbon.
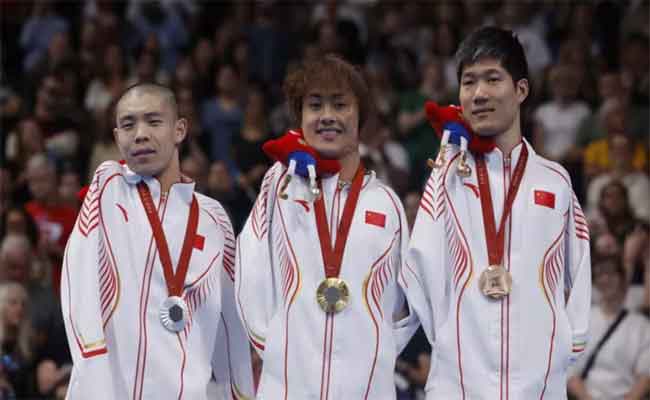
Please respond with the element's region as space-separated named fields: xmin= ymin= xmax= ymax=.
xmin=476 ymin=145 xmax=528 ymax=299
xmin=137 ymin=182 xmax=198 ymax=331
xmin=313 ymin=164 xmax=365 ymax=313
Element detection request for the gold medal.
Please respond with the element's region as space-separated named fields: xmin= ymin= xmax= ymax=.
xmin=478 ymin=265 xmax=512 ymax=299
xmin=316 ymin=278 xmax=350 ymax=313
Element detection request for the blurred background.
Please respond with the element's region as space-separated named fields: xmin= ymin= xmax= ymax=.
xmin=0 ymin=1 xmax=648 ymax=399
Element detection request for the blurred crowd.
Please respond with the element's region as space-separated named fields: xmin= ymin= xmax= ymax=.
xmin=0 ymin=1 xmax=648 ymax=399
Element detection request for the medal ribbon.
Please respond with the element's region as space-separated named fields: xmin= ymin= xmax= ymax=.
xmin=314 ymin=164 xmax=365 ymax=278
xmin=475 ymin=144 xmax=528 ymax=266
xmin=137 ymin=182 xmax=198 ymax=297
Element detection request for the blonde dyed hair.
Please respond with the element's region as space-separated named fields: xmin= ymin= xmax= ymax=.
xmin=0 ymin=282 xmax=33 ymax=362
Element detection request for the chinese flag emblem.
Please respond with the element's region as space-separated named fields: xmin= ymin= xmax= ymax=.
xmin=365 ymin=211 xmax=386 ymax=228
xmin=534 ymin=190 xmax=555 ymax=209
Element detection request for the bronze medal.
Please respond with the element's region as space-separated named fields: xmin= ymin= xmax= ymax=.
xmin=478 ymin=265 xmax=513 ymax=299
xmin=316 ymin=278 xmax=350 ymax=313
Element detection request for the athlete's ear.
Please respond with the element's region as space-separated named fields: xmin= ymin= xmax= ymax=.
xmin=515 ymin=78 xmax=529 ymax=104
xmin=174 ymin=117 xmax=188 ymax=145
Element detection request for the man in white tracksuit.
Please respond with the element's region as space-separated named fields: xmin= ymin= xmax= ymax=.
xmin=236 ymin=54 xmax=418 ymax=399
xmin=62 ymin=83 xmax=254 ymax=399
xmin=402 ymin=27 xmax=592 ymax=399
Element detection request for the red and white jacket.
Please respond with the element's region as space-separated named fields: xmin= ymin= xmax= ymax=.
xmin=403 ymin=140 xmax=591 ymax=400
xmin=61 ymin=161 xmax=254 ymax=400
xmin=235 ymin=162 xmax=418 ymax=400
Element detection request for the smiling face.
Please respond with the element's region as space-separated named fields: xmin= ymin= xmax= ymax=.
xmin=113 ymin=87 xmax=187 ymax=178
xmin=301 ymin=89 xmax=360 ymax=160
xmin=459 ymin=57 xmax=528 ymax=138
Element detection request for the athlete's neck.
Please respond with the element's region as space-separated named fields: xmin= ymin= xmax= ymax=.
xmin=338 ymin=151 xmax=360 ymax=182
xmin=494 ymin=118 xmax=523 ymax=156
xmin=156 ymin=157 xmax=182 ymax=194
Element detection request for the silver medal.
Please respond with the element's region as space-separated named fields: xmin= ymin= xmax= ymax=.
xmin=160 ymin=296 xmax=188 ymax=332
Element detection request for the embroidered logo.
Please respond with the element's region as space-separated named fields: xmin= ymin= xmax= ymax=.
xmin=365 ymin=211 xmax=386 ymax=228
xmin=534 ymin=190 xmax=555 ymax=209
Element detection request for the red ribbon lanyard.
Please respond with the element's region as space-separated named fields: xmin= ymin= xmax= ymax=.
xmin=314 ymin=164 xmax=365 ymax=278
xmin=137 ymin=182 xmax=199 ymax=296
xmin=475 ymin=145 xmax=528 ymax=266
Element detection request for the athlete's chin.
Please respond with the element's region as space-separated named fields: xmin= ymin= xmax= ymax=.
xmin=471 ymin=123 xmax=501 ymax=137
xmin=128 ymin=161 xmax=162 ymax=177
xmin=311 ymin=143 xmax=344 ymax=160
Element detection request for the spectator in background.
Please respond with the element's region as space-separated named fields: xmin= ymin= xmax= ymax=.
xmin=533 ymin=63 xmax=591 ymax=186
xmin=619 ymin=33 xmax=650 ymax=106
xmin=0 ymin=282 xmax=35 ymax=398
xmin=554 ymin=37 xmax=598 ymax=105
xmin=587 ymin=180 xmax=648 ymax=310
xmin=4 ymin=116 xmax=46 ymax=187
xmin=27 ymin=31 xmax=77 ymax=92
xmin=77 ymin=17 xmax=101 ymax=90
xmin=568 ymin=257 xmax=650 ymax=400
xmin=232 ymin=86 xmax=271 ymax=192
xmin=397 ymin=57 xmax=451 ymax=190
xmin=191 ymin=37 xmax=216 ymax=102
xmin=171 ymin=55 xmax=195 ymax=92
xmin=200 ymin=63 xmax=244 ymax=175
xmin=24 ymin=154 xmax=77 ymax=296
xmin=127 ymin=0 xmax=190 ymax=74
xmin=364 ymin=61 xmax=398 ymax=120
xmin=204 ymin=161 xmax=252 ymax=234
xmin=622 ymin=223 xmax=650 ymax=312
xmin=128 ymin=47 xmax=170 ymax=86
xmin=583 ymin=99 xmax=648 ymax=180
xmin=180 ymin=154 xmax=208 ymax=194
xmin=430 ymin=22 xmax=462 ymax=94
xmin=176 ymin=87 xmax=210 ymax=165
xmin=20 ymin=1 xmax=68 ymax=74
xmin=0 ymin=232 xmax=71 ymax=384
xmin=494 ymin=0 xmax=551 ymax=81
xmin=87 ymin=99 xmax=122 ymax=181
xmin=33 ymin=73 xmax=81 ymax=163
xmin=586 ymin=133 xmax=650 ymax=222
xmin=576 ymin=70 xmax=649 ymax=151
xmin=84 ymin=43 xmax=129 ymax=124
xmin=247 ymin=2 xmax=291 ymax=93
xmin=58 ymin=167 xmax=81 ymax=211
xmin=360 ymin=116 xmax=410 ymax=196
xmin=588 ymin=180 xmax=640 ymax=243
xmin=1 ymin=207 xmax=39 ymax=249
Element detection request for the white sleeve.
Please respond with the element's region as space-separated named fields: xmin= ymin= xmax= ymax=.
xmin=565 ymin=190 xmax=592 ymax=359
xmin=235 ymin=163 xmax=283 ymax=358
xmin=401 ymin=170 xmax=452 ymax=346
xmin=61 ymin=164 xmax=118 ymax=399
xmin=210 ymin=204 xmax=255 ymax=399
xmin=389 ymin=188 xmax=420 ymax=353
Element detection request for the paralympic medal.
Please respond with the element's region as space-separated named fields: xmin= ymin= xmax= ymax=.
xmin=316 ymin=277 xmax=350 ymax=313
xmin=478 ymin=265 xmax=513 ymax=299
xmin=160 ymin=296 xmax=189 ymax=332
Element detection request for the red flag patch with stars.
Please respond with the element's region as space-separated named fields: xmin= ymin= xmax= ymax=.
xmin=365 ymin=211 xmax=386 ymax=228
xmin=534 ymin=190 xmax=555 ymax=209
